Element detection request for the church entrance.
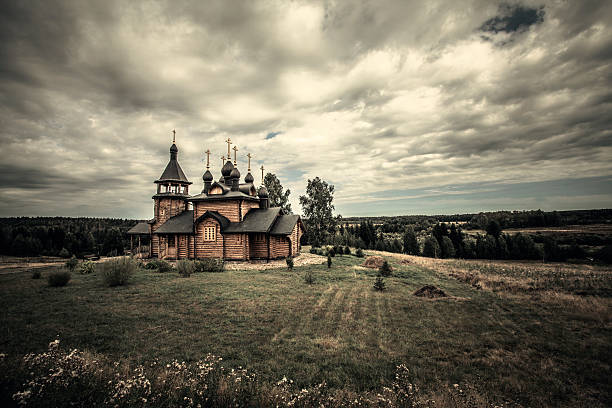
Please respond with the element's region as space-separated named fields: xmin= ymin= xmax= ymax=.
xmin=166 ymin=235 xmax=176 ymax=259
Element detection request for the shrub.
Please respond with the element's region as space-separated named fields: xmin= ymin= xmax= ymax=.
xmin=344 ymin=246 xmax=351 ymax=255
xmin=356 ymin=248 xmax=364 ymax=258
xmin=65 ymin=256 xmax=78 ymax=272
xmin=31 ymin=270 xmax=41 ymax=279
xmin=79 ymin=260 xmax=95 ymax=275
xmin=286 ymin=256 xmax=294 ymax=270
xmin=145 ymin=259 xmax=173 ymax=273
xmin=379 ymin=261 xmax=392 ymax=277
xmin=58 ymin=248 xmax=70 ymax=258
xmin=48 ymin=271 xmax=71 ymax=287
xmin=194 ymin=258 xmax=224 ymax=272
xmin=177 ymin=260 xmax=195 ymax=277
xmin=328 ymin=247 xmax=336 ymax=257
xmin=304 ymin=271 xmax=314 ymax=284
xmin=373 ymin=276 xmax=386 ymax=291
xmin=100 ymin=257 xmax=137 ymax=287
xmin=327 ymin=254 xmax=332 ymax=268
xmin=309 ymin=247 xmax=319 ymax=254
xmin=333 ymin=245 xmax=341 ymax=256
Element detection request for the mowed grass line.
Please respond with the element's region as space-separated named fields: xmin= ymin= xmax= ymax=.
xmin=0 ymin=253 xmax=610 ymax=406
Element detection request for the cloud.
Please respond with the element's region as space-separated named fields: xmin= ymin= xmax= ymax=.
xmin=0 ymin=0 xmax=611 ymax=218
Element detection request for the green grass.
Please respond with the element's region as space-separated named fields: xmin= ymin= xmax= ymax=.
xmin=0 ymin=252 xmax=610 ymax=407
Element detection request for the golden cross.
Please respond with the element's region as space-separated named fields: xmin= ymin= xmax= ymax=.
xmin=172 ymin=129 xmax=176 ymax=143
xmin=205 ymin=149 xmax=211 ymax=169
xmin=225 ymin=137 xmax=232 ymax=159
xmin=246 ymin=153 xmax=252 ymax=171
xmin=232 ymin=145 xmax=238 ymax=164
xmin=260 ymin=165 xmax=264 ymax=183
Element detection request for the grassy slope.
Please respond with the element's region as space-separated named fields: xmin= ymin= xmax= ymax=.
xmin=0 ymin=252 xmax=610 ymax=407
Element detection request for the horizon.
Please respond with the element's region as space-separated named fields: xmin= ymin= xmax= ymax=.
xmin=1 ymin=1 xmax=611 ymax=219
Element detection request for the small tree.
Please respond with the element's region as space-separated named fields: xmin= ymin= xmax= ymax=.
xmin=299 ymin=177 xmax=335 ymax=247
xmin=373 ymin=277 xmax=386 ymax=291
xmin=344 ymin=246 xmax=351 ymax=255
xmin=379 ymin=260 xmax=392 ymax=277
xmin=327 ymin=254 xmax=332 ymax=268
xmin=440 ymin=236 xmax=456 ymax=258
xmin=486 ymin=220 xmax=502 ymax=238
xmin=356 ymin=248 xmax=364 ymax=258
xmin=286 ymin=256 xmax=294 ymax=270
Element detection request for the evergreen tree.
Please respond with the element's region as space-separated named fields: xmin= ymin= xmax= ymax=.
xmin=440 ymin=236 xmax=455 ymax=258
xmin=422 ymin=236 xmax=441 ymax=258
xmin=403 ymin=227 xmax=419 ymax=255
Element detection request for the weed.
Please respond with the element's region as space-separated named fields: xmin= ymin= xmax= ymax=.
xmin=356 ymin=248 xmax=365 ymax=258
xmin=145 ymin=259 xmax=173 ymax=273
xmin=379 ymin=261 xmax=392 ymax=277
xmin=373 ymin=276 xmax=386 ymax=291
xmin=47 ymin=271 xmax=71 ymax=287
xmin=100 ymin=257 xmax=137 ymax=287
xmin=286 ymin=256 xmax=294 ymax=270
xmin=304 ymin=271 xmax=315 ymax=284
xmin=327 ymin=255 xmax=332 ymax=268
xmin=177 ymin=260 xmax=195 ymax=277
xmin=79 ymin=260 xmax=95 ymax=275
xmin=65 ymin=256 xmax=78 ymax=272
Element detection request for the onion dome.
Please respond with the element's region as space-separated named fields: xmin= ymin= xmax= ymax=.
xmin=257 ymin=185 xmax=268 ymax=198
xmin=230 ymin=167 xmax=240 ymax=180
xmin=221 ymin=160 xmax=234 ymax=178
xmin=244 ymin=172 xmax=254 ymax=183
xmin=202 ymin=170 xmax=213 ymax=182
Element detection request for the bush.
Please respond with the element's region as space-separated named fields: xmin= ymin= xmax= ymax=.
xmin=304 ymin=271 xmax=314 ymax=284
xmin=65 ymin=256 xmax=78 ymax=272
xmin=327 ymin=255 xmax=332 ymax=268
xmin=177 ymin=260 xmax=195 ymax=277
xmin=309 ymin=247 xmax=319 ymax=254
xmin=48 ymin=271 xmax=71 ymax=287
xmin=194 ymin=258 xmax=224 ymax=272
xmin=58 ymin=248 xmax=70 ymax=258
xmin=344 ymin=246 xmax=351 ymax=255
xmin=379 ymin=261 xmax=392 ymax=277
xmin=356 ymin=248 xmax=364 ymax=258
xmin=328 ymin=247 xmax=336 ymax=257
xmin=145 ymin=259 xmax=173 ymax=273
xmin=31 ymin=270 xmax=41 ymax=279
xmin=286 ymin=256 xmax=294 ymax=270
xmin=79 ymin=260 xmax=95 ymax=274
xmin=373 ymin=277 xmax=386 ymax=291
xmin=100 ymin=257 xmax=137 ymax=287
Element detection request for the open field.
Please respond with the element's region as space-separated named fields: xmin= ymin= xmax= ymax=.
xmin=0 ymin=250 xmax=610 ymax=406
xmin=463 ymin=223 xmax=612 ymax=236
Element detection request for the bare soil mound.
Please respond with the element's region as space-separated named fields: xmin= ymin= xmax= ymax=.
xmin=362 ymin=256 xmax=385 ymax=269
xmin=414 ymin=285 xmax=448 ymax=298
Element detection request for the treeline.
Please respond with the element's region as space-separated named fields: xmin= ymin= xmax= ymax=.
xmin=0 ymin=217 xmax=140 ymax=258
xmin=342 ymin=209 xmax=612 ymax=233
xmin=316 ymin=219 xmax=611 ymax=264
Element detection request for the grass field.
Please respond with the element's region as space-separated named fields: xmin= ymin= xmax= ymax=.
xmin=0 ymin=249 xmax=610 ymax=406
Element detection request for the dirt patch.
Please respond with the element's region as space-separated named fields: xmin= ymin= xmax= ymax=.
xmin=414 ymin=285 xmax=448 ymax=298
xmin=362 ymin=256 xmax=385 ymax=269
xmin=400 ymin=259 xmax=411 ymax=264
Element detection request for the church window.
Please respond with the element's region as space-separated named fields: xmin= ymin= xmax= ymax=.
xmin=168 ymin=235 xmax=175 ymax=247
xmin=204 ymin=226 xmax=216 ymax=241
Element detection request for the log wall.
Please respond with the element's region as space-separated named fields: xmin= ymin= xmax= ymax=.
xmin=224 ymin=234 xmax=248 ymax=260
xmin=194 ymin=218 xmax=224 ymax=258
xmin=194 ymin=201 xmax=240 ymax=222
xmin=249 ymin=233 xmax=268 ymax=259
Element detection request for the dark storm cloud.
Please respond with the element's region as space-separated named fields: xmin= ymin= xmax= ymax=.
xmin=0 ymin=0 xmax=611 ymax=217
xmin=480 ymin=3 xmax=544 ymax=34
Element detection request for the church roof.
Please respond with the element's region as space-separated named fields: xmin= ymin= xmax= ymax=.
xmin=195 ymin=211 xmax=230 ymax=229
xmin=188 ymin=189 xmax=258 ymax=202
xmin=155 ymin=144 xmax=192 ymax=184
xmin=224 ymin=207 xmax=281 ymax=233
xmin=127 ymin=222 xmax=150 ymax=235
xmin=154 ymin=210 xmax=194 ymax=234
xmin=270 ymin=214 xmax=301 ymax=235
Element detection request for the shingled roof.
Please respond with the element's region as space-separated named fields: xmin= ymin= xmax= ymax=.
xmin=224 ymin=207 xmax=281 ymax=233
xmin=127 ymin=222 xmax=150 ymax=235
xmin=154 ymin=210 xmax=194 ymax=234
xmin=195 ymin=211 xmax=230 ymax=229
xmin=155 ymin=144 xmax=192 ymax=184
xmin=270 ymin=214 xmax=301 ymax=235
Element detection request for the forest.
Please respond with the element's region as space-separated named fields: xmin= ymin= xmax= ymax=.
xmin=0 ymin=217 xmax=139 ymax=258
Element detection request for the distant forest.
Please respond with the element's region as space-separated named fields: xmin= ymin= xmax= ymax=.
xmin=1 ymin=209 xmax=610 ymax=261
xmin=0 ymin=217 xmax=141 ymax=258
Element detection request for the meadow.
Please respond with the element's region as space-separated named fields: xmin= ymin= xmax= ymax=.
xmin=0 ymin=249 xmax=610 ymax=407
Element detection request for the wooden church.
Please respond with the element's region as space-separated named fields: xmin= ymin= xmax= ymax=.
xmin=128 ymin=135 xmax=304 ymax=261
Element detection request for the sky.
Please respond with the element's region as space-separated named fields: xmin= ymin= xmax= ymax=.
xmin=1 ymin=0 xmax=611 ymax=219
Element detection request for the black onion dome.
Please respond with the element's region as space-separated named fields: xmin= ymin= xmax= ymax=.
xmin=257 ymin=185 xmax=268 ymax=198
xmin=203 ymin=170 xmax=213 ymax=182
xmin=221 ymin=160 xmax=234 ymax=177
xmin=230 ymin=167 xmax=240 ymax=179
xmin=245 ymin=172 xmax=254 ymax=183
xmin=170 ymin=143 xmax=178 ymax=153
